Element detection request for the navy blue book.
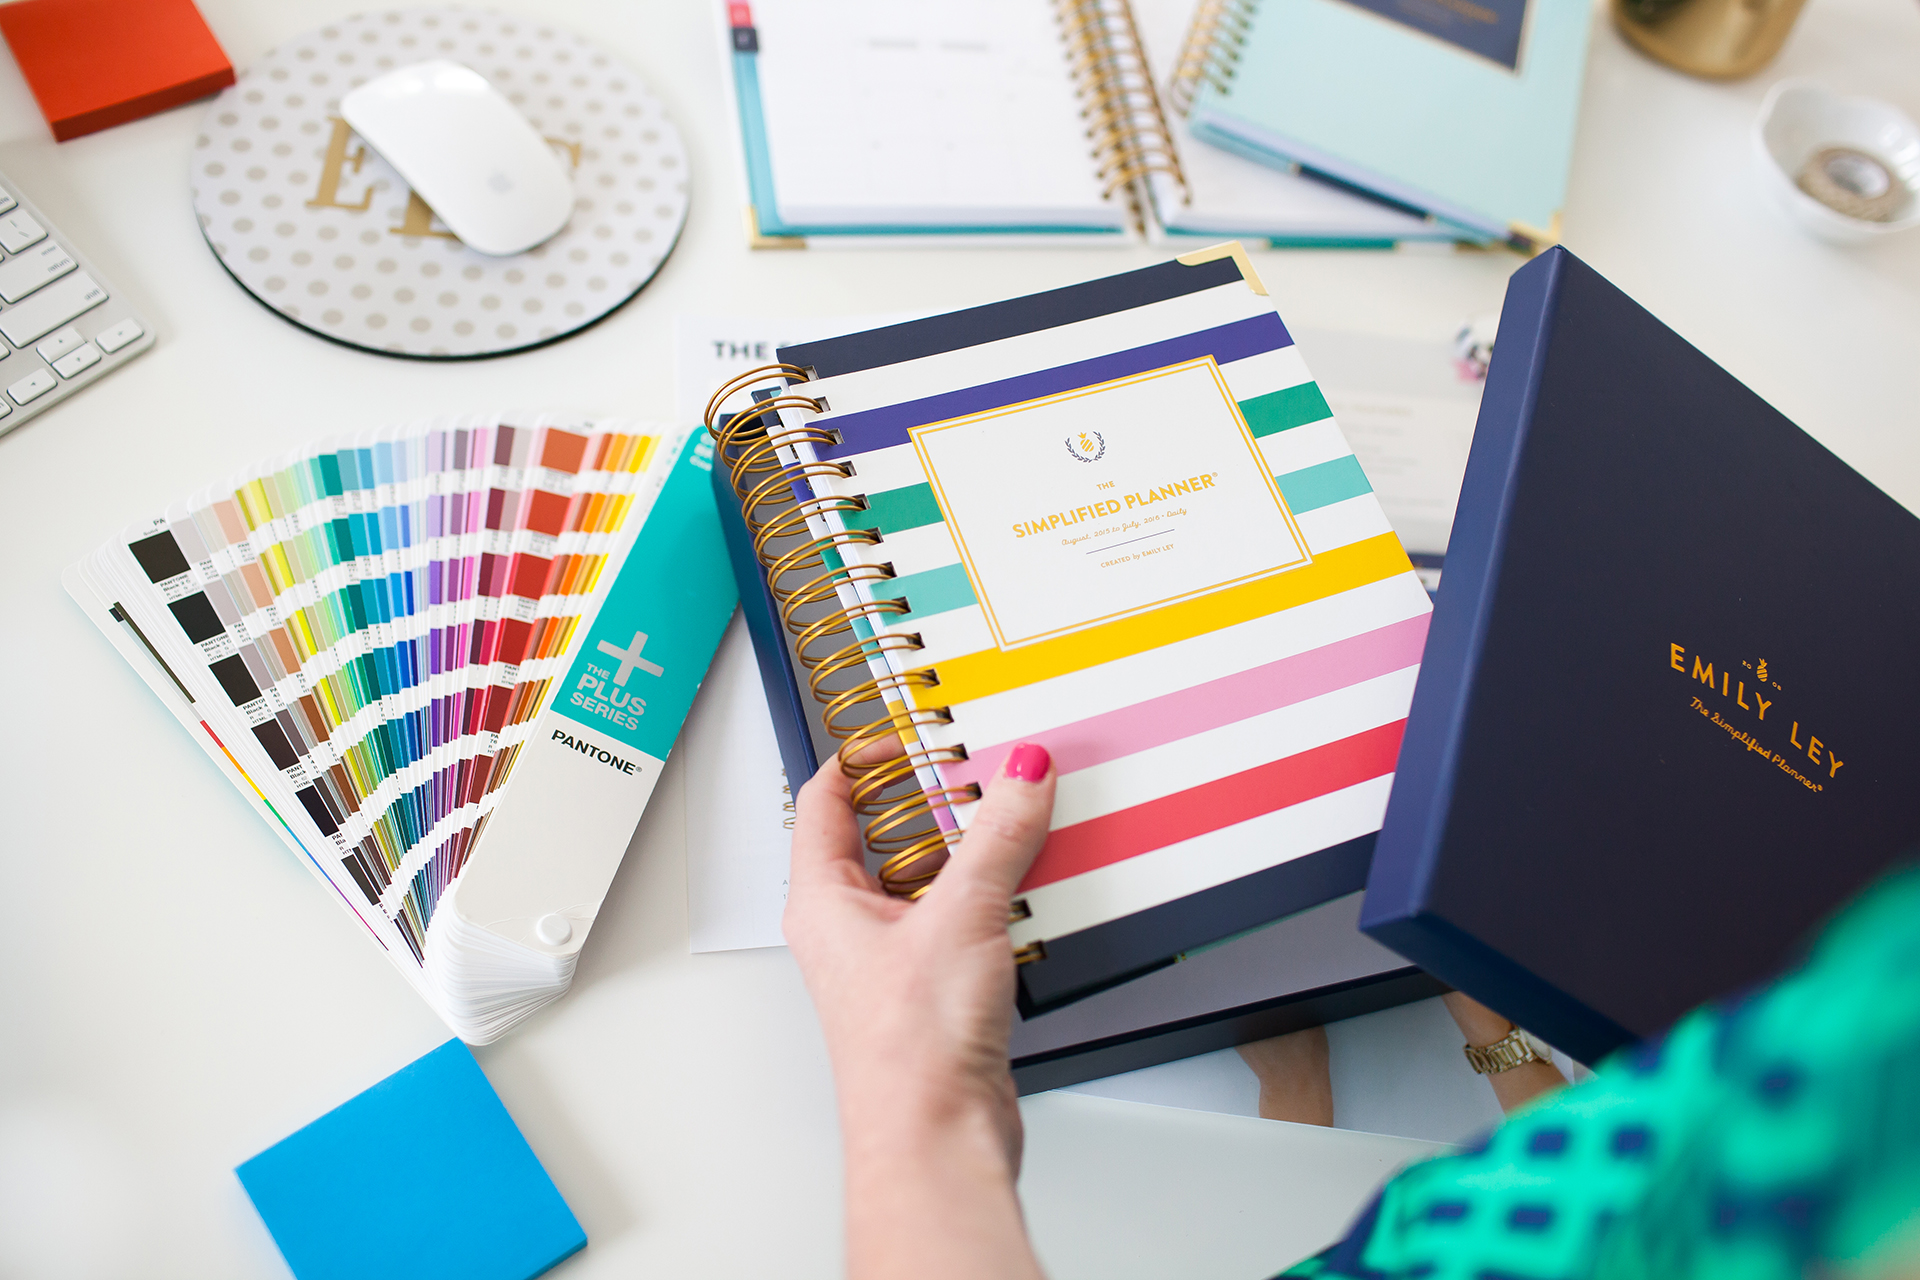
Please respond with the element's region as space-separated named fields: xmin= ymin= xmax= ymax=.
xmin=1362 ymin=247 xmax=1920 ymax=1063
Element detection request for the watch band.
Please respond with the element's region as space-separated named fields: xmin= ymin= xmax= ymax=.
xmin=1463 ymin=1026 xmax=1547 ymax=1075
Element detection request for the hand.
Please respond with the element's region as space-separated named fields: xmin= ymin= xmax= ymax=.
xmin=1236 ymin=1027 xmax=1334 ymax=1126
xmin=1441 ymin=991 xmax=1567 ymax=1114
xmin=784 ymin=740 xmax=1056 ymax=1280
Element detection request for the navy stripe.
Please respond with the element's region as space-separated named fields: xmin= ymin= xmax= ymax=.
xmin=816 ymin=313 xmax=1292 ymax=460
xmin=779 ymin=256 xmax=1248 ymax=378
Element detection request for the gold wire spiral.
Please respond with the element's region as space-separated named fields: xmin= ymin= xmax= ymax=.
xmin=1056 ymin=0 xmax=1189 ymax=217
xmin=706 ymin=364 xmax=970 ymax=901
xmin=1168 ymin=0 xmax=1259 ymax=118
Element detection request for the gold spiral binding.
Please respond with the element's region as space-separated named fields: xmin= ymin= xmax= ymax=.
xmin=1055 ymin=0 xmax=1189 ymax=222
xmin=1168 ymin=0 xmax=1259 ymax=118
xmin=707 ymin=365 xmax=979 ymax=906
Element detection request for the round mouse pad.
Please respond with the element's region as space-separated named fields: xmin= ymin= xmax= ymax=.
xmin=191 ymin=8 xmax=689 ymax=359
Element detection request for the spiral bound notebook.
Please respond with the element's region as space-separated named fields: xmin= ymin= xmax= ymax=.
xmin=720 ymin=0 xmax=1457 ymax=248
xmin=1168 ymin=0 xmax=1594 ymax=248
xmin=65 ymin=417 xmax=736 ymax=1041
xmin=705 ymin=245 xmax=1432 ymax=1011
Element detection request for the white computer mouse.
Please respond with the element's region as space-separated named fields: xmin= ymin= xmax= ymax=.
xmin=341 ymin=60 xmax=573 ymax=257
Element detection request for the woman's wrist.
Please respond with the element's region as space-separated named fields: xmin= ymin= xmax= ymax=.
xmin=840 ymin=1085 xmax=1039 ymax=1280
xmin=835 ymin=1059 xmax=1015 ymax=1163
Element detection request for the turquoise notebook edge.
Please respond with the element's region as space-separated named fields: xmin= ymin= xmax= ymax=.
xmin=1169 ymin=124 xmax=1489 ymax=247
xmin=1185 ymin=0 xmax=1595 ymax=241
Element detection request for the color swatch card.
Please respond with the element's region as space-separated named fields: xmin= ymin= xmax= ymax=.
xmin=707 ymin=247 xmax=1433 ymax=1010
xmin=66 ymin=416 xmax=737 ymax=1041
xmin=238 ymin=1039 xmax=585 ymax=1280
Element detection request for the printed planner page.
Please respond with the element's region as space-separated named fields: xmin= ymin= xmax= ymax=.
xmin=750 ymin=0 xmax=1123 ymax=228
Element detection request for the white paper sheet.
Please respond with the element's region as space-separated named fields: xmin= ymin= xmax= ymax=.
xmin=675 ymin=314 xmax=909 ymax=953
xmin=682 ymin=615 xmax=795 ymax=953
xmin=1293 ymin=328 xmax=1485 ymax=557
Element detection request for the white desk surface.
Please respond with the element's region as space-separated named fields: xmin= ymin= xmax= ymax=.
xmin=2 ymin=0 xmax=1916 ymax=1275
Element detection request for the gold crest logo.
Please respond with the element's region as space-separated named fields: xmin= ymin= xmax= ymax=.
xmin=1064 ymin=431 xmax=1106 ymax=463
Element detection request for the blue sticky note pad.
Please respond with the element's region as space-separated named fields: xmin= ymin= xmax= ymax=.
xmin=237 ymin=1040 xmax=586 ymax=1280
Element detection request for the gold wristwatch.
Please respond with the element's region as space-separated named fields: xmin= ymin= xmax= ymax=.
xmin=1463 ymin=1026 xmax=1548 ymax=1075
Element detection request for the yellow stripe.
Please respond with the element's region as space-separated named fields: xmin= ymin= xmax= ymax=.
xmin=315 ymin=677 xmax=345 ymax=730
xmin=630 ymin=434 xmax=657 ymax=474
xmin=289 ymin=610 xmax=319 ymax=662
xmin=237 ymin=480 xmax=274 ymax=530
xmin=909 ymin=532 xmax=1413 ymax=709
xmin=262 ymin=543 xmax=295 ymax=594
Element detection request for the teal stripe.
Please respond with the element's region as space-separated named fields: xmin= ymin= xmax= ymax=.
xmin=1240 ymin=383 xmax=1333 ymax=438
xmin=864 ymin=483 xmax=944 ymax=535
xmin=1276 ymin=454 xmax=1373 ymax=514
xmin=886 ymin=563 xmax=977 ymax=623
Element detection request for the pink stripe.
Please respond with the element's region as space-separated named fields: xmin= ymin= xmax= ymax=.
xmin=946 ymin=613 xmax=1428 ymax=789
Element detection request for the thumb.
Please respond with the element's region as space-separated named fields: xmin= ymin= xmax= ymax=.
xmin=926 ymin=742 xmax=1056 ymax=914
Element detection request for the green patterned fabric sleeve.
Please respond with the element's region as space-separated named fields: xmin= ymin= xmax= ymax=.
xmin=1281 ymin=866 xmax=1920 ymax=1280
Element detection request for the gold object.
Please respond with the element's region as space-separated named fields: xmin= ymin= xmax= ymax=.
xmin=391 ymin=190 xmax=460 ymax=240
xmin=1055 ymin=0 xmax=1188 ymax=225
xmin=1506 ymin=212 xmax=1562 ymax=255
xmin=706 ymin=365 xmax=971 ymax=899
xmin=1175 ymin=241 xmax=1269 ymax=294
xmin=1169 ymin=0 xmax=1258 ymax=118
xmin=1612 ymin=0 xmax=1807 ymax=80
xmin=1463 ymin=1026 xmax=1548 ymax=1074
xmin=1797 ymin=147 xmax=1905 ymax=222
xmin=744 ymin=205 xmax=806 ymax=251
xmin=308 ymin=118 xmax=375 ymax=212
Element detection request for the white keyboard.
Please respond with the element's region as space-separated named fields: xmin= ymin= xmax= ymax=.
xmin=0 ymin=171 xmax=153 ymax=438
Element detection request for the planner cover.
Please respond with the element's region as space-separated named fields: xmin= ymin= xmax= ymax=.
xmin=1172 ymin=0 xmax=1594 ymax=246
xmin=66 ymin=418 xmax=736 ymax=1041
xmin=1362 ymin=248 xmax=1920 ymax=1063
xmin=706 ymin=245 xmax=1431 ymax=1011
xmin=238 ymin=1039 xmax=585 ymax=1280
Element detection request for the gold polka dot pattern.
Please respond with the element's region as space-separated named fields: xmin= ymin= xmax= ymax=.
xmin=191 ymin=8 xmax=689 ymax=358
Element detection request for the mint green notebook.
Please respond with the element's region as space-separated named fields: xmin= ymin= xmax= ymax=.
xmin=1179 ymin=0 xmax=1594 ymax=246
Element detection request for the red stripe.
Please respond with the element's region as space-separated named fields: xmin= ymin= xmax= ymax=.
xmin=1016 ymin=719 xmax=1406 ymax=892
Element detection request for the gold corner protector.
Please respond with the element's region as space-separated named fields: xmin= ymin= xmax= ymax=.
xmin=744 ymin=205 xmax=806 ymax=251
xmin=1506 ymin=212 xmax=1563 ymax=257
xmin=1174 ymin=240 xmax=1267 ymax=295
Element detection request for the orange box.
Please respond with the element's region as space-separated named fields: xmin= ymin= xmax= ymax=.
xmin=0 ymin=0 xmax=233 ymax=141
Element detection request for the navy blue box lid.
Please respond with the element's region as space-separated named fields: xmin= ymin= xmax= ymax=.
xmin=1362 ymin=248 xmax=1920 ymax=1064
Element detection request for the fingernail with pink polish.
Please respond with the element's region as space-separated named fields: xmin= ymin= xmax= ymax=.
xmin=1004 ymin=741 xmax=1050 ymax=781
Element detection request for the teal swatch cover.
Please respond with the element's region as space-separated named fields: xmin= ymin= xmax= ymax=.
xmin=553 ymin=431 xmax=738 ymax=762
xmin=236 ymin=1040 xmax=585 ymax=1280
xmin=1185 ymin=0 xmax=1594 ymax=242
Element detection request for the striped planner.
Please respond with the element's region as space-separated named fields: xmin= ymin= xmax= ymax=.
xmin=708 ymin=245 xmax=1432 ymax=1010
xmin=66 ymin=416 xmax=736 ymax=1041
